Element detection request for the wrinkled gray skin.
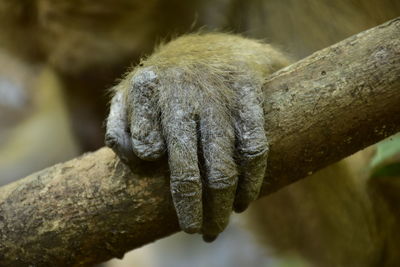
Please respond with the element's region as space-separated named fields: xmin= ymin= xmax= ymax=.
xmin=105 ymin=33 xmax=288 ymax=241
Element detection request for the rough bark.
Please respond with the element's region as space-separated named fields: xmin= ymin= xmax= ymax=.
xmin=0 ymin=17 xmax=399 ymax=266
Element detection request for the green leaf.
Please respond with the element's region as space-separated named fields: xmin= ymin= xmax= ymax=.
xmin=370 ymin=133 xmax=400 ymax=170
xmin=371 ymin=163 xmax=400 ymax=178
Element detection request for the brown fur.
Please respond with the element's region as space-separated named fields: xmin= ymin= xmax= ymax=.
xmin=0 ymin=0 xmax=399 ymax=265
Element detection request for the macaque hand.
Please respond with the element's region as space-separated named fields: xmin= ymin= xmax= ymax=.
xmin=106 ymin=33 xmax=288 ymax=241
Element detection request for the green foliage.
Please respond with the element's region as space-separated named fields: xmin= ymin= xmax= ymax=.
xmin=370 ymin=134 xmax=400 ymax=178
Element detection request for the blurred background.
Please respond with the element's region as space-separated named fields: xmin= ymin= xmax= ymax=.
xmin=0 ymin=0 xmax=399 ymax=266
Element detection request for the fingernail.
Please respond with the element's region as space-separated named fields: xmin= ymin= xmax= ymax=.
xmin=233 ymin=202 xmax=249 ymax=213
xmin=202 ymin=234 xmax=218 ymax=243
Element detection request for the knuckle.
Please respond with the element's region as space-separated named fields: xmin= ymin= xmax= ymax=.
xmin=207 ymin=170 xmax=237 ymax=190
xmin=130 ymin=119 xmax=160 ymax=138
xmin=170 ymin=176 xmax=202 ymax=197
xmin=131 ymin=136 xmax=165 ymax=160
xmin=240 ymin=144 xmax=268 ymax=159
xmin=238 ymin=136 xmax=269 ymax=159
xmin=131 ymin=67 xmax=158 ymax=92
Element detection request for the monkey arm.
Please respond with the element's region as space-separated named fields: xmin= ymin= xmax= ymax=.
xmin=105 ymin=33 xmax=290 ymax=241
xmin=0 ymin=17 xmax=399 ymax=266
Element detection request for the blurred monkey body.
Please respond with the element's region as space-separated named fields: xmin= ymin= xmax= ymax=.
xmin=0 ymin=52 xmax=79 ymax=186
xmin=0 ymin=0 xmax=399 ymax=266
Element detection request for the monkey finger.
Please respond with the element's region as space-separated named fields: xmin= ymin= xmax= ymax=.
xmin=105 ymin=90 xmax=137 ymax=164
xmin=128 ymin=68 xmax=166 ymax=161
xmin=200 ymin=107 xmax=238 ymax=238
xmin=162 ymin=106 xmax=203 ymax=234
xmin=233 ymin=85 xmax=268 ymax=213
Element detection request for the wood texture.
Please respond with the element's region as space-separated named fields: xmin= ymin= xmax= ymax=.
xmin=0 ymin=17 xmax=399 ymax=266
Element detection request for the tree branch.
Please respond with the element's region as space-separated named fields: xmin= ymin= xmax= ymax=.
xmin=1 ymin=18 xmax=399 ymax=266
